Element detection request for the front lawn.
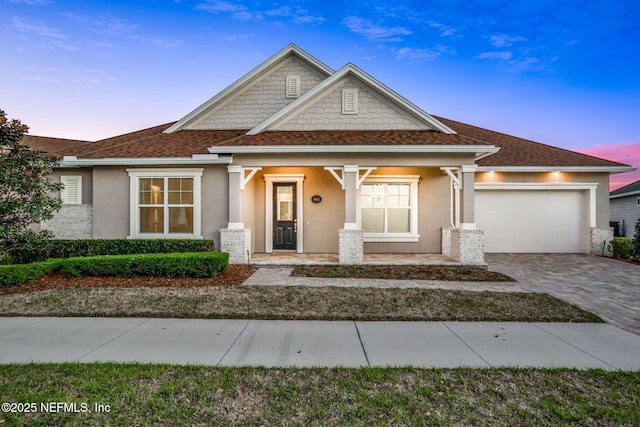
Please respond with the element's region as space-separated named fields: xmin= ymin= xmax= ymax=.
xmin=1 ymin=363 xmax=638 ymax=426
xmin=0 ymin=283 xmax=601 ymax=322
xmin=292 ymin=265 xmax=514 ymax=281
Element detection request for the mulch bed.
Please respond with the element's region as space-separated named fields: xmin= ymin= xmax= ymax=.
xmin=0 ymin=264 xmax=257 ymax=295
xmin=292 ymin=265 xmax=515 ymax=282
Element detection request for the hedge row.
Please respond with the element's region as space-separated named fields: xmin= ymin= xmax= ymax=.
xmin=7 ymin=239 xmax=216 ymax=264
xmin=0 ymin=252 xmax=228 ymax=287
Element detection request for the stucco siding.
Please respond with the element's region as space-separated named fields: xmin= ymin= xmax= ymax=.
xmin=92 ymin=167 xmax=130 ymax=238
xmin=187 ymin=56 xmax=327 ymax=130
xmin=610 ymin=195 xmax=640 ymax=237
xmin=476 ymin=171 xmax=611 ymax=227
xmin=273 ymin=76 xmax=431 ymax=131
xmin=50 ymin=168 xmax=93 ymax=204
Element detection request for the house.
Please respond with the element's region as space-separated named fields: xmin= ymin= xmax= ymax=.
xmin=610 ymin=179 xmax=640 ymax=238
xmin=33 ymin=44 xmax=634 ymax=264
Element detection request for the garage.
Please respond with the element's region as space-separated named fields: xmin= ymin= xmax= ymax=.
xmin=475 ymin=188 xmax=590 ymax=253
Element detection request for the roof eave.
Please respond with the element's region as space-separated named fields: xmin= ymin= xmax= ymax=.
xmin=60 ymin=154 xmax=234 ymax=167
xmin=208 ymin=145 xmax=498 ymax=155
xmin=610 ymin=189 xmax=640 ymax=199
xmin=477 ymin=166 xmax=636 ymax=174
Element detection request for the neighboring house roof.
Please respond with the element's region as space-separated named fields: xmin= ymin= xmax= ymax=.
xmin=610 ymin=179 xmax=640 ymax=198
xmin=21 ymin=135 xmax=93 ymax=156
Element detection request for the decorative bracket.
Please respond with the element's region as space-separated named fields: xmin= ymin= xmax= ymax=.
xmin=240 ymin=167 xmax=262 ymax=190
xmin=324 ymin=166 xmax=377 ymax=190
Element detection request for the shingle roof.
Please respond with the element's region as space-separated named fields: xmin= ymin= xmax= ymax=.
xmin=57 ymin=117 xmax=630 ymax=170
xmin=435 ymin=117 xmax=629 ymax=168
xmin=610 ymin=179 xmax=640 ymax=196
xmin=21 ymin=135 xmax=94 ymax=156
xmin=211 ymin=130 xmax=489 ymax=147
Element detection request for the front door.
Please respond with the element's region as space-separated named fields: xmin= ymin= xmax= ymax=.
xmin=273 ymin=183 xmax=297 ymax=250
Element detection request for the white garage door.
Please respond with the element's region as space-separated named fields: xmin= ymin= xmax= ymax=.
xmin=476 ymin=190 xmax=589 ymax=253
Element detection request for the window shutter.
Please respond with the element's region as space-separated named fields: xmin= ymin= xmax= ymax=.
xmin=342 ymin=88 xmax=358 ymax=114
xmin=61 ymin=176 xmax=82 ymax=205
xmin=285 ymin=75 xmax=300 ymax=98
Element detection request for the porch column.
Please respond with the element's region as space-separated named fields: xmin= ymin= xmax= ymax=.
xmin=461 ymin=165 xmax=476 ymax=229
xmin=339 ymin=165 xmax=363 ymax=264
xmin=220 ymin=165 xmax=251 ymax=264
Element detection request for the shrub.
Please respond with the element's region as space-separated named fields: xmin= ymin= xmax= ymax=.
xmin=60 ymin=252 xmax=229 ymax=278
xmin=0 ymin=259 xmax=62 ymax=287
xmin=634 ymin=218 xmax=640 ymax=260
xmin=608 ymin=237 xmax=634 ymax=259
xmin=7 ymin=239 xmax=216 ymax=264
xmin=0 ymin=252 xmax=229 ymax=287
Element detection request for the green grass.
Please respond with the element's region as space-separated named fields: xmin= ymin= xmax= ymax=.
xmin=292 ymin=265 xmax=515 ymax=281
xmin=0 ymin=363 xmax=638 ymax=426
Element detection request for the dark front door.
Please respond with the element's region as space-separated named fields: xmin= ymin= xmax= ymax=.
xmin=273 ymin=183 xmax=297 ymax=250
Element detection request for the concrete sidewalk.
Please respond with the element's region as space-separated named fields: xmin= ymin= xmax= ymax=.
xmin=1 ymin=317 xmax=639 ymax=370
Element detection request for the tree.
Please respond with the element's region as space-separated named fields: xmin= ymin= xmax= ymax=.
xmin=0 ymin=109 xmax=63 ymax=262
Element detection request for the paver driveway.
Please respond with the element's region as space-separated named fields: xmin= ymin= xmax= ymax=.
xmin=486 ymin=254 xmax=640 ymax=335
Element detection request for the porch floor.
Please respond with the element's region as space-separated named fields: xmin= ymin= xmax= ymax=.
xmin=250 ymin=253 xmax=461 ymax=266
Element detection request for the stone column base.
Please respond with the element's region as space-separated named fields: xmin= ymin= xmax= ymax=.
xmin=446 ymin=228 xmax=485 ymax=265
xmin=591 ymin=226 xmax=614 ymax=256
xmin=220 ymin=228 xmax=252 ymax=264
xmin=339 ymin=228 xmax=363 ymax=264
xmin=441 ymin=227 xmax=453 ymax=258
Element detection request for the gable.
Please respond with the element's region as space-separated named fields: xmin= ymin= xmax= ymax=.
xmin=268 ymin=74 xmax=431 ymax=131
xmin=185 ymin=55 xmax=329 ymax=130
xmin=165 ymin=44 xmax=333 ymax=133
xmin=249 ymin=64 xmax=455 ymax=134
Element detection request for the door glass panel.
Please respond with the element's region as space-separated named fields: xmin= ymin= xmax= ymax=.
xmin=277 ymin=186 xmax=293 ymax=221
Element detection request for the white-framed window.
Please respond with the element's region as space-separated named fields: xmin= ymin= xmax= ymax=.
xmin=127 ymin=169 xmax=202 ymax=238
xmin=60 ymin=175 xmax=82 ymax=205
xmin=342 ymin=88 xmax=358 ymax=114
xmin=286 ymin=75 xmax=301 ymax=98
xmin=359 ymin=176 xmax=419 ymax=242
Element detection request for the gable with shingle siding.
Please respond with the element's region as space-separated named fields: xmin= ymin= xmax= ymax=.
xmin=185 ymin=55 xmax=329 ymax=130
xmin=272 ymin=75 xmax=431 ymax=131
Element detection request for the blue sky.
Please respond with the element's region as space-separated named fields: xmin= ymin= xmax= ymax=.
xmin=2 ymin=0 xmax=639 ymax=187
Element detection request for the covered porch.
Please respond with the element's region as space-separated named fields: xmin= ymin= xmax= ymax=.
xmin=220 ymin=159 xmax=486 ymax=266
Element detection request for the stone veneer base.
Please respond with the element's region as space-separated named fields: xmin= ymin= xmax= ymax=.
xmin=339 ymin=228 xmax=364 ymax=264
xmin=445 ymin=227 xmax=485 ymax=265
xmin=220 ymin=228 xmax=252 ymax=264
xmin=590 ymin=226 xmax=614 ymax=257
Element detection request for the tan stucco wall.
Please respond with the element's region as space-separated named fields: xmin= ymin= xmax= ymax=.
xmin=92 ymin=165 xmax=230 ymax=247
xmin=92 ymin=167 xmax=130 ymax=238
xmin=244 ymin=166 xmax=451 ymax=254
xmin=475 ymin=171 xmax=611 ymax=227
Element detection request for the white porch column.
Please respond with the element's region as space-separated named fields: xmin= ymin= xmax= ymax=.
xmin=221 ymin=165 xmax=252 ymax=264
xmin=441 ymin=164 xmax=485 ymax=265
xmin=461 ymin=164 xmax=477 ymax=229
xmin=227 ymin=166 xmax=244 ymax=229
xmin=339 ymin=165 xmax=363 ymax=263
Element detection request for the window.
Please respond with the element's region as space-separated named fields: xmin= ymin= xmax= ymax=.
xmin=60 ymin=175 xmax=82 ymax=204
xmin=127 ymin=169 xmax=202 ymax=238
xmin=359 ymin=176 xmax=419 ymax=242
xmin=286 ymin=75 xmax=300 ymax=98
xmin=342 ymin=88 xmax=358 ymax=114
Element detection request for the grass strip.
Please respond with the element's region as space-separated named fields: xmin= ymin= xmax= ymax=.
xmin=0 ymin=286 xmax=602 ymax=322
xmin=292 ymin=265 xmax=515 ymax=281
xmin=1 ymin=363 xmax=638 ymax=426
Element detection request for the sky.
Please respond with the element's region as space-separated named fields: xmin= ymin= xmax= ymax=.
xmin=1 ymin=0 xmax=639 ymax=189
